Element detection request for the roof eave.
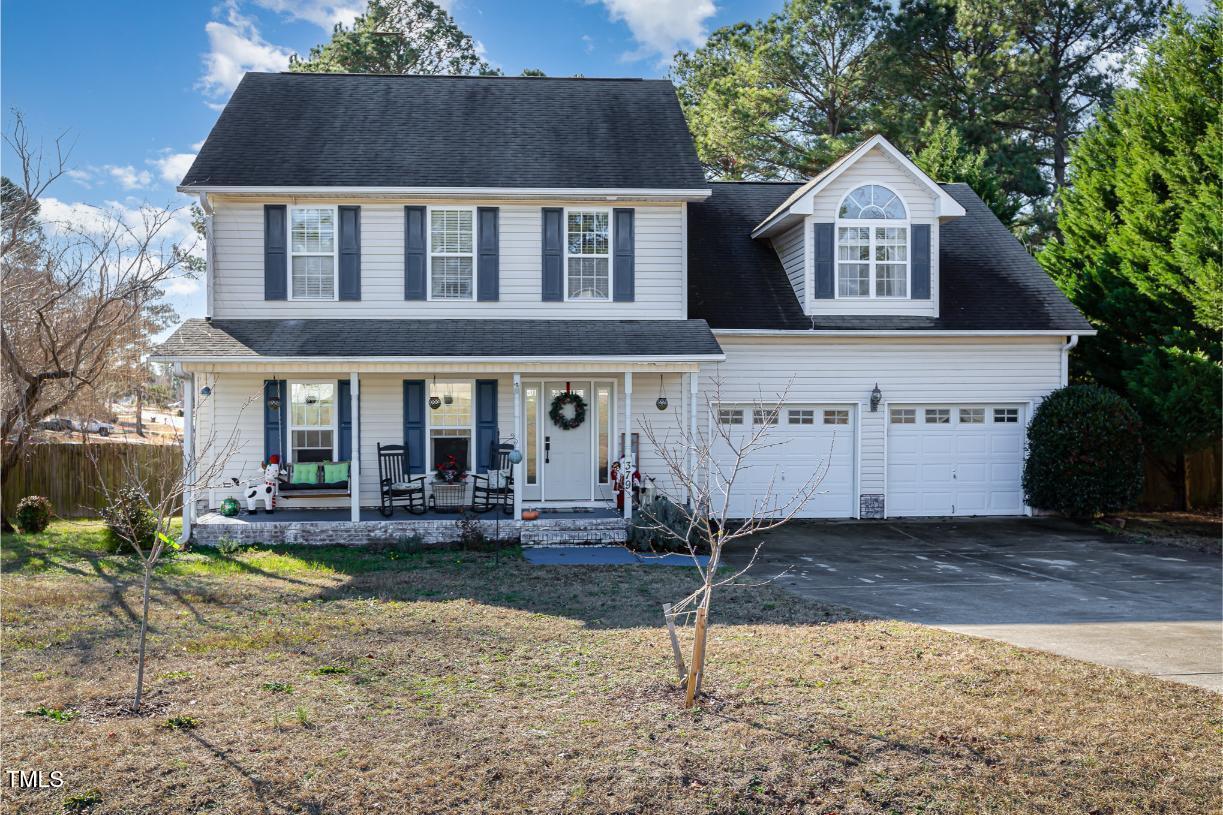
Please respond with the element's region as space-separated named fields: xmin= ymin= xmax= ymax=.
xmin=177 ymin=185 xmax=714 ymax=202
xmin=712 ymin=328 xmax=1097 ymax=337
xmin=150 ymin=352 xmax=727 ymax=364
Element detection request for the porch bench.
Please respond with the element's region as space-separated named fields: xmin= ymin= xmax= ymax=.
xmin=278 ymin=462 xmax=351 ymax=499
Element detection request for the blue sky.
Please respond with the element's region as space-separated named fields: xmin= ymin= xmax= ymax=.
xmin=1 ymin=0 xmax=776 ymax=322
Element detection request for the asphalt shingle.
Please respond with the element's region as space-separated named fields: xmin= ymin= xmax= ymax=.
xmin=687 ymin=181 xmax=1093 ymax=332
xmin=181 ymin=73 xmax=707 ymax=190
xmin=154 ymin=319 xmax=724 ymax=359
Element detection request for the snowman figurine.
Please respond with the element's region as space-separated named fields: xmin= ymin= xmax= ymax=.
xmin=245 ymin=454 xmax=281 ymax=514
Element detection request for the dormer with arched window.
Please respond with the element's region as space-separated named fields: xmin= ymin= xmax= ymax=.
xmin=752 ymin=135 xmax=965 ymax=319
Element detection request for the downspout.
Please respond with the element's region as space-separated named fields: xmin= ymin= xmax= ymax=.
xmin=1060 ymin=335 xmax=1079 ymax=387
xmin=198 ymin=193 xmax=215 ymax=321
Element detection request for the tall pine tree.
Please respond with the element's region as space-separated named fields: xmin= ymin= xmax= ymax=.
xmin=1040 ymin=7 xmax=1221 ymax=508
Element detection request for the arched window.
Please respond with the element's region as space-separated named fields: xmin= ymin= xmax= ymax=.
xmin=836 ymin=185 xmax=909 ymax=298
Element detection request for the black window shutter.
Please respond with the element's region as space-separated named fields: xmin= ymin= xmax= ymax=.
xmin=911 ymin=223 xmax=931 ymax=299
xmin=264 ymin=205 xmax=287 ymax=301
xmin=263 ymin=379 xmax=286 ymax=462
xmin=612 ymin=208 xmax=635 ymax=302
xmin=338 ymin=206 xmax=361 ymax=301
xmin=813 ymin=222 xmax=834 ymax=299
xmin=338 ymin=379 xmax=352 ymax=461
xmin=541 ymin=207 xmax=563 ymax=301
xmin=404 ymin=206 xmax=427 ymax=300
xmin=477 ymin=207 xmax=499 ymax=301
xmin=475 ymin=379 xmax=498 ymax=472
xmin=402 ymin=380 xmax=426 ymax=474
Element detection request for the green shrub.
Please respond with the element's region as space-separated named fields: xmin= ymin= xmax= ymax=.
xmin=1023 ymin=385 xmax=1144 ymax=518
xmin=14 ymin=495 xmax=52 ymax=533
xmin=216 ymin=537 xmax=244 ymax=555
xmin=100 ymin=485 xmax=157 ymax=555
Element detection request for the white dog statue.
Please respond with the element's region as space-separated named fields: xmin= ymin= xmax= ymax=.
xmin=245 ymin=457 xmax=280 ymax=514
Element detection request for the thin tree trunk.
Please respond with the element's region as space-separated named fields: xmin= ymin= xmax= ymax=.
xmin=134 ymin=564 xmax=152 ymax=710
xmin=135 ymin=386 xmax=144 ymax=437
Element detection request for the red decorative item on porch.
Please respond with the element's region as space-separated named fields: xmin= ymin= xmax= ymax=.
xmin=434 ymin=454 xmax=467 ymax=484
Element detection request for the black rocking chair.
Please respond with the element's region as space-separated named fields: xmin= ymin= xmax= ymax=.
xmin=471 ymin=441 xmax=514 ymax=515
xmin=377 ymin=443 xmax=427 ymax=516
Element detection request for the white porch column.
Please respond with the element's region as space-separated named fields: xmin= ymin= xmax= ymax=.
xmin=623 ymin=370 xmax=633 ymax=520
xmin=350 ymin=371 xmax=361 ymax=523
xmin=512 ymin=374 xmax=523 ymax=520
xmin=181 ymin=371 xmax=195 ymax=541
xmin=688 ymin=370 xmax=698 ymax=508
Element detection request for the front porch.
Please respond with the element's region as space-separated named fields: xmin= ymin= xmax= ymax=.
xmin=192 ymin=505 xmax=629 ymax=547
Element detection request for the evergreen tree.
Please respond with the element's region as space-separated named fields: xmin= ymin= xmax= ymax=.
xmin=291 ymin=0 xmax=493 ymax=76
xmin=1039 ymin=7 xmax=1221 ymax=507
xmin=912 ymin=117 xmax=1019 ymax=225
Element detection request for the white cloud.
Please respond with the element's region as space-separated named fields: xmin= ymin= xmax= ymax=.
xmin=581 ymin=34 xmax=595 ymax=55
xmin=106 ymin=165 xmax=153 ymax=190
xmin=251 ymin=0 xmax=363 ymax=30
xmin=199 ymin=2 xmax=293 ymax=102
xmin=163 ymin=276 xmax=203 ymax=296
xmin=39 ymin=197 xmax=199 ymax=252
xmin=598 ymin=0 xmax=716 ymax=63
xmin=151 ymin=151 xmax=198 ymax=185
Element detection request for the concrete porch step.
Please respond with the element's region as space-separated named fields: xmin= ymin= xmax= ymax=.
xmin=519 ymin=517 xmax=628 ymax=547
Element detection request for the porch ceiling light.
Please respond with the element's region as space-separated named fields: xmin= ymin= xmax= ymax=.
xmin=429 ymin=375 xmax=442 ymax=410
xmin=200 ymin=386 xmax=212 ymax=397
xmin=655 ymin=374 xmax=668 ymax=411
xmin=870 ymin=383 xmax=882 ymax=413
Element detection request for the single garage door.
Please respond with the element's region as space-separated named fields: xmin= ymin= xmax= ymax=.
xmin=887 ymin=404 xmax=1025 ymax=517
xmin=713 ymin=404 xmax=855 ymax=519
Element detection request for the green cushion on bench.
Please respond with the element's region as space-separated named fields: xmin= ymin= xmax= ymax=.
xmin=322 ymin=462 xmax=349 ymax=484
xmin=289 ymin=464 xmax=319 ymax=485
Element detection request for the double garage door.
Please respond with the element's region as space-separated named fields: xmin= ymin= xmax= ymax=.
xmin=713 ymin=404 xmax=856 ymax=519
xmin=887 ymin=404 xmax=1026 ymax=517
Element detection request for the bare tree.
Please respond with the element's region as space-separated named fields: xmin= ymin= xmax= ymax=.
xmin=635 ymin=377 xmax=834 ymax=708
xmin=93 ymin=386 xmax=252 ymax=711
xmin=1 ymin=113 xmax=195 ymax=528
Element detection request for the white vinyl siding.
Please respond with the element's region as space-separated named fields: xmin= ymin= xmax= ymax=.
xmin=773 ymin=222 xmax=805 ymax=303
xmin=212 ymin=199 xmax=684 ymax=319
xmin=804 ymin=145 xmax=939 ymax=318
xmin=706 ymin=335 xmax=1064 ymax=509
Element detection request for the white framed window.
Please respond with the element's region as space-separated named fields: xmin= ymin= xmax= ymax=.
xmin=289 ymin=207 xmax=337 ymax=300
xmin=836 ymin=184 xmax=908 ymax=299
xmin=753 ymin=407 xmax=779 ymax=426
xmin=428 ymin=381 xmax=474 ymax=473
xmin=565 ymin=209 xmax=611 ymax=301
xmin=890 ymin=408 xmax=915 ymax=424
xmin=524 ymin=385 xmax=539 ymax=486
xmin=823 ymin=409 xmax=850 ymax=425
xmin=925 ymin=408 xmax=951 ymax=424
xmin=718 ymin=408 xmax=744 ymax=426
xmin=994 ymin=407 xmax=1020 ymax=423
xmin=596 ymin=384 xmax=612 ymax=485
xmin=428 ymin=207 xmax=475 ymax=300
xmin=959 ymin=408 xmax=985 ymax=424
xmin=788 ymin=409 xmax=815 ymax=425
xmin=288 ymin=381 xmax=337 ymax=463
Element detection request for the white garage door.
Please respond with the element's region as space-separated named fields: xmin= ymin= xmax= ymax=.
xmin=713 ymin=404 xmax=855 ymax=519
xmin=887 ymin=404 xmax=1026 ymax=517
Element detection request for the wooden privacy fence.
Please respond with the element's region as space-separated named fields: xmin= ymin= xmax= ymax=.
xmin=2 ymin=443 xmax=182 ymax=518
xmin=1141 ymin=445 xmax=1222 ymax=511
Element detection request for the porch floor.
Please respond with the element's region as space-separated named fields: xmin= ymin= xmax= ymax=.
xmin=199 ymin=506 xmax=621 ymax=524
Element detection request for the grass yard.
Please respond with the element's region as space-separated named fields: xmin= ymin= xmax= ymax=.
xmin=3 ymin=521 xmax=1220 ymax=814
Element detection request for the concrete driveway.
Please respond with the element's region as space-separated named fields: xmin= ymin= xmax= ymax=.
xmin=724 ymin=518 xmax=1222 ymax=691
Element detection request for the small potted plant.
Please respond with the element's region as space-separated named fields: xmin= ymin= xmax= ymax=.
xmin=431 ymin=454 xmax=469 ymax=512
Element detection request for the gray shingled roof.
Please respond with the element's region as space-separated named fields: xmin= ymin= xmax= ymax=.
xmin=180 ymin=73 xmax=707 ymax=190
xmin=688 ymin=181 xmax=1093 ymax=332
xmin=154 ymin=319 xmax=723 ymax=359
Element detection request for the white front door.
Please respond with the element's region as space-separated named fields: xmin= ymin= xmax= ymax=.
xmin=886 ymin=404 xmax=1026 ymax=517
xmin=543 ymin=381 xmax=592 ymax=501
xmin=712 ymin=404 xmax=857 ymax=519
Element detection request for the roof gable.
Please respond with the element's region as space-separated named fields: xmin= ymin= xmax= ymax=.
xmin=181 ymin=73 xmax=708 ymax=191
xmin=752 ymin=135 xmax=967 ymax=237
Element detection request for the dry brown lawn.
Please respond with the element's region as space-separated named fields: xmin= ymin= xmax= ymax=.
xmin=3 ymin=530 xmax=1220 ymax=814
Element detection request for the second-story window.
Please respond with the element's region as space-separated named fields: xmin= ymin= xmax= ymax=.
xmin=566 ymin=210 xmax=610 ymax=301
xmin=430 ymin=208 xmax=474 ymax=300
xmin=290 ymin=207 xmax=337 ymax=300
xmin=836 ymin=184 xmax=908 ymax=299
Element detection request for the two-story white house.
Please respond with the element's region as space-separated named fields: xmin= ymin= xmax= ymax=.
xmin=154 ymin=72 xmax=1092 ymax=544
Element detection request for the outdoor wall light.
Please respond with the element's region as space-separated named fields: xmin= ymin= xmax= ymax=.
xmin=870 ymin=383 xmax=882 ymax=412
